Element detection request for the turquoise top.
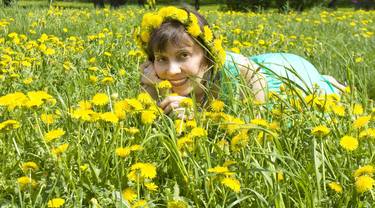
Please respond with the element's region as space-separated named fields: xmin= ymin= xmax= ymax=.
xmin=220 ymin=51 xmax=339 ymax=99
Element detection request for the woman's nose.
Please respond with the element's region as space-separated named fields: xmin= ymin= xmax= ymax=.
xmin=165 ymin=62 xmax=181 ymax=76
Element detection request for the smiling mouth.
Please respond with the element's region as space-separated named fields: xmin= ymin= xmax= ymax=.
xmin=169 ymin=78 xmax=188 ymax=87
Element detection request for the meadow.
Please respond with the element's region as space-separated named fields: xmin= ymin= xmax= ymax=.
xmin=0 ymin=2 xmax=374 ymax=207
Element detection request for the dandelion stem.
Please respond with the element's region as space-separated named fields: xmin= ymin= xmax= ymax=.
xmin=222 ymin=188 xmax=227 ymax=207
xmin=12 ymin=136 xmax=20 ymax=156
xmin=313 ymin=137 xmax=321 ymax=205
xmin=321 ymin=140 xmax=326 ymax=193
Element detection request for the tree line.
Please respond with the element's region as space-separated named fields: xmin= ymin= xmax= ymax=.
xmin=2 ymin=0 xmax=374 ymax=11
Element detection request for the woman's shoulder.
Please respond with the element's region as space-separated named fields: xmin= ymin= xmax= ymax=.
xmin=225 ymin=51 xmax=249 ymax=65
xmin=224 ymin=51 xmax=260 ymax=75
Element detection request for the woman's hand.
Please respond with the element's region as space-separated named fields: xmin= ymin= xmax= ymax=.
xmin=159 ymin=95 xmax=189 ymax=118
xmin=140 ymin=61 xmax=161 ymax=86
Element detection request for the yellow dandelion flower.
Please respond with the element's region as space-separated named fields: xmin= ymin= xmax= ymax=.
xmin=177 ymin=136 xmax=194 ymax=153
xmin=208 ymin=166 xmax=229 ymax=174
xmin=355 ymin=57 xmax=363 ymax=63
xmin=149 ymin=14 xmax=163 ymax=29
xmin=355 ymin=175 xmax=374 ymax=193
xmin=101 ymin=76 xmax=114 ymax=84
xmin=89 ymin=75 xmax=98 ymax=83
xmin=144 ymin=182 xmax=158 ymax=191
xmin=44 ymin=128 xmax=65 ymax=142
xmin=250 ymin=118 xmax=269 ymax=128
xmin=100 ymin=112 xmax=119 ymax=124
xmin=352 ymin=103 xmax=363 ymax=115
xmin=167 ymin=200 xmax=188 ymax=208
xmin=339 ymin=136 xmax=358 ymax=151
xmin=148 ymin=104 xmax=162 ymax=115
xmin=223 ymin=160 xmax=236 ymax=167
xmin=156 ymin=80 xmax=172 ymax=89
xmin=26 ymin=91 xmax=56 ymax=108
xmin=159 ymin=7 xmax=188 ymax=23
xmin=328 ymin=182 xmax=343 ymax=193
xmin=21 ymin=162 xmax=38 ymax=172
xmin=344 ymin=86 xmax=351 ymax=93
xmin=277 ymin=171 xmax=284 ymax=182
xmin=175 ymin=119 xmax=185 ymax=134
xmin=71 ymin=109 xmax=100 ymax=122
xmin=359 ymin=128 xmax=375 ymax=139
xmin=189 ymin=127 xmax=207 ymax=138
xmin=92 ymin=93 xmax=109 ymax=106
xmin=332 ymin=104 xmax=346 ymax=117
xmin=354 ymin=165 xmax=375 ymax=177
xmin=104 ymin=51 xmax=112 ymax=57
xmin=132 ymin=200 xmax=148 ymax=208
xmin=119 ymin=69 xmax=126 ymax=76
xmin=353 ymin=116 xmax=371 ymax=129
xmin=141 ymin=110 xmax=156 ymax=124
xmin=187 ymin=15 xmax=201 ymax=37
xmin=88 ymin=66 xmax=98 ymax=71
xmin=88 ymin=57 xmax=96 ymax=63
xmin=212 ymin=37 xmax=226 ymax=66
xmin=203 ymin=25 xmax=213 ymax=42
xmin=130 ymin=144 xmax=143 ymax=151
xmin=221 ymin=177 xmax=241 ymax=193
xmin=80 ymin=164 xmax=89 ymax=171
xmin=230 ymin=130 xmax=249 ymax=151
xmin=232 ymin=28 xmax=241 ymax=34
xmin=271 ymin=108 xmax=282 ymax=116
xmin=210 ymin=99 xmax=224 ymax=112
xmin=23 ymin=77 xmax=33 ymax=85
xmin=0 ymin=120 xmax=20 ymax=131
xmin=174 ymin=8 xmax=189 ymax=22
xmin=0 ymin=92 xmax=28 ymax=110
xmin=186 ymin=120 xmax=197 ymax=128
xmin=125 ymin=127 xmax=140 ymax=135
xmin=311 ymin=125 xmax=330 ymax=137
xmin=122 ymin=187 xmax=137 ymax=203
xmin=179 ymin=98 xmax=193 ymax=108
xmin=114 ymin=101 xmax=127 ymax=119
xmin=47 ymin=198 xmax=65 ymax=208
xmin=125 ymin=99 xmax=144 ymax=111
xmin=43 ymin=48 xmax=55 ymax=56
xmin=269 ymin=122 xmax=281 ymax=132
xmin=128 ymin=162 xmax=157 ymax=181
xmin=41 ymin=114 xmax=55 ymax=124
xmin=231 ymin=47 xmax=241 ymax=53
xmin=141 ymin=13 xmax=163 ymax=29
xmin=17 ymin=176 xmax=37 ymax=187
xmin=137 ymin=92 xmax=154 ymax=105
xmin=51 ymin=143 xmax=69 ymax=156
xmin=115 ymin=147 xmax=131 ymax=157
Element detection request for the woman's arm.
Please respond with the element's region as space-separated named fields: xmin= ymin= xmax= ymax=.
xmin=234 ymin=54 xmax=267 ymax=102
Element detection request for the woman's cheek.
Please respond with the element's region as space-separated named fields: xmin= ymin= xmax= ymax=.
xmin=153 ymin=64 xmax=163 ymax=77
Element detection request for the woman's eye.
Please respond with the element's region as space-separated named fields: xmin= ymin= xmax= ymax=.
xmin=180 ymin=53 xmax=190 ymax=59
xmin=155 ymin=57 xmax=165 ymax=62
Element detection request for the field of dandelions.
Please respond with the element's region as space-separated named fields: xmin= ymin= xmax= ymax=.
xmin=0 ymin=3 xmax=374 ymax=208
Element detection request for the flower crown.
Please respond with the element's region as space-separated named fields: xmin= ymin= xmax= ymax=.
xmin=134 ymin=6 xmax=226 ymax=71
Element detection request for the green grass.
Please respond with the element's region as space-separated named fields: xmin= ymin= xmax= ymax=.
xmin=0 ymin=3 xmax=374 ymax=208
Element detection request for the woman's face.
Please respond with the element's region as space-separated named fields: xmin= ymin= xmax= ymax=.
xmin=153 ymin=37 xmax=208 ymax=97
